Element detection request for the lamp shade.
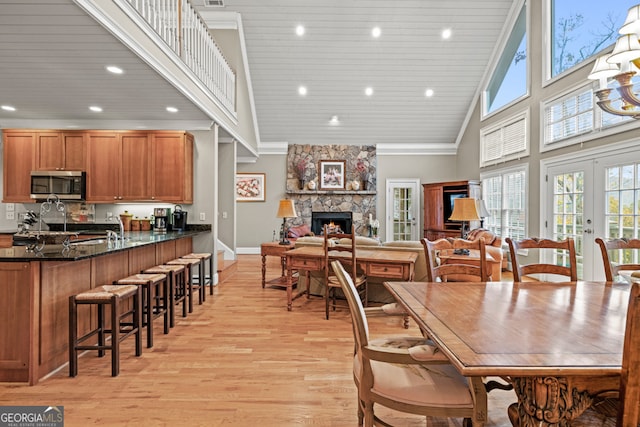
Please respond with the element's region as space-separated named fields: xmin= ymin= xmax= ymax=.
xmin=276 ymin=199 xmax=297 ymax=218
xmin=449 ymin=198 xmax=480 ymax=221
xmin=620 ymin=5 xmax=640 ymax=35
xmin=607 ymin=35 xmax=640 ymax=65
xmin=588 ymin=55 xmax=620 ymax=80
xmin=476 ymin=199 xmax=490 ymax=218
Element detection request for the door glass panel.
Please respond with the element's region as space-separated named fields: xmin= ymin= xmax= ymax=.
xmin=392 ymin=187 xmax=412 ymax=241
xmin=553 ymin=171 xmax=584 ymax=278
xmin=605 ymin=163 xmax=640 ymax=240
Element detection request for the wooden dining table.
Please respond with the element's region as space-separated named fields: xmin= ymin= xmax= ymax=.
xmin=384 ymin=280 xmax=630 ymax=426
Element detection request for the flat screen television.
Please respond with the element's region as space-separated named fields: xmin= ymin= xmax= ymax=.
xmin=444 ymin=193 xmax=467 ymax=223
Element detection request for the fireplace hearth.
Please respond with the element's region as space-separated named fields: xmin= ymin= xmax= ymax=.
xmin=311 ymin=212 xmax=353 ymax=235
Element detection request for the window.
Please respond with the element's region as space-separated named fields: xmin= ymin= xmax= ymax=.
xmin=480 ymin=110 xmax=529 ymax=167
xmin=481 ymin=166 xmax=527 ymax=241
xmin=542 ymin=81 xmax=640 ymax=151
xmin=604 ymin=162 xmax=640 ymax=240
xmin=549 ymin=0 xmax=637 ymax=78
xmin=484 ymin=1 xmax=527 ymax=115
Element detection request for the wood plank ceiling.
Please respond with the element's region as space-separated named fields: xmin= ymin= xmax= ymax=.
xmin=0 ymin=0 xmax=516 ymax=152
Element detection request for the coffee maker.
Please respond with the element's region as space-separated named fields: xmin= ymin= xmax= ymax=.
xmin=153 ymin=207 xmax=171 ymax=233
xmin=172 ymin=205 xmax=188 ymax=231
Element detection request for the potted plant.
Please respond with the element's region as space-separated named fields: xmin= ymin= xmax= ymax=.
xmin=355 ymin=159 xmax=368 ymax=190
xmin=295 ymin=157 xmax=308 ymax=189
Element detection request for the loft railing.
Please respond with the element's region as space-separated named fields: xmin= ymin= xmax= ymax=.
xmin=124 ymin=0 xmax=236 ymax=114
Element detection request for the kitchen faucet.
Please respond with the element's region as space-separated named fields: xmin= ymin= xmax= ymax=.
xmin=106 ymin=214 xmax=125 ymax=244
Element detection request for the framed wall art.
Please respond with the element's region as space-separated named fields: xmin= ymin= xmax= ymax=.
xmin=319 ymin=160 xmax=346 ymax=190
xmin=235 ymin=173 xmax=266 ymax=202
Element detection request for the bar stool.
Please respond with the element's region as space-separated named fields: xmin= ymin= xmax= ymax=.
xmin=115 ymin=273 xmax=169 ymax=348
xmin=69 ymin=284 xmax=142 ymax=377
xmin=167 ymin=258 xmax=202 ymax=313
xmin=182 ymin=252 xmax=214 ymax=296
xmin=143 ymin=264 xmax=187 ymax=328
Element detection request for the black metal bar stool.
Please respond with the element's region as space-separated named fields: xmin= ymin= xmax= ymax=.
xmin=167 ymin=258 xmax=202 ymax=313
xmin=182 ymin=252 xmax=214 ymax=295
xmin=143 ymin=264 xmax=187 ymax=328
xmin=69 ymin=284 xmax=142 ymax=377
xmin=115 ymin=273 xmax=169 ymax=348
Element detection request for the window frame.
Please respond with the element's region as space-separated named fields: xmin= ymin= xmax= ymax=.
xmin=480 ymin=164 xmax=529 ymax=241
xmin=480 ymin=109 xmax=530 ymax=167
xmin=481 ymin=0 xmax=530 ymax=119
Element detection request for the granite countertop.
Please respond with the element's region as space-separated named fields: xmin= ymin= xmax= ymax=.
xmin=0 ymin=229 xmax=211 ymax=261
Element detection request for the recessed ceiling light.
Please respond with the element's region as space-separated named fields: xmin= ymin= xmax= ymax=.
xmin=442 ymin=28 xmax=452 ymax=39
xmin=329 ymin=115 xmax=340 ymax=126
xmin=372 ymin=27 xmax=381 ymax=38
xmin=166 ymin=106 xmax=179 ymax=113
xmin=1 ymin=105 xmax=16 ymax=111
xmin=365 ymin=87 xmax=374 ymax=96
xmin=295 ymin=25 xmax=305 ymax=36
xmin=89 ymin=106 xmax=103 ymax=112
xmin=298 ymin=86 xmax=307 ymax=96
xmin=106 ymin=65 xmax=124 ymax=74
xmin=425 ymin=89 xmax=435 ymax=97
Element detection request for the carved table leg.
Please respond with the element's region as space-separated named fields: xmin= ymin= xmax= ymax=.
xmin=261 ymin=254 xmax=267 ymax=288
xmin=508 ymin=376 xmax=594 ymax=427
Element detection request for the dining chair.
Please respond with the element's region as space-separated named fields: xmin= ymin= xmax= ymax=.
xmin=422 ymin=237 xmax=489 ymax=282
xmin=505 ymin=237 xmax=577 ymax=282
xmin=618 ymin=281 xmax=640 ymax=427
xmin=331 ymin=260 xmax=487 ymax=427
xmin=323 ymin=224 xmax=367 ymax=320
xmin=595 ymin=237 xmax=640 ymax=283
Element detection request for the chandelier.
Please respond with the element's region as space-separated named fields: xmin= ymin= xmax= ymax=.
xmin=588 ymin=4 xmax=640 ymax=118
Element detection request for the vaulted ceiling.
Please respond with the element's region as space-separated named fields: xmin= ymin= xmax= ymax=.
xmin=0 ymin=0 xmax=517 ymax=154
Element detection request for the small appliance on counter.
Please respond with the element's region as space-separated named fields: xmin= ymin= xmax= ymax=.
xmin=172 ymin=205 xmax=188 ymax=231
xmin=154 ymin=207 xmax=171 ymax=233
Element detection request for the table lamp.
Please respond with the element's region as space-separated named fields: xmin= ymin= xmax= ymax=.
xmin=476 ymin=199 xmax=490 ymax=228
xmin=276 ymin=199 xmax=298 ymax=245
xmin=449 ymin=197 xmax=480 ymax=242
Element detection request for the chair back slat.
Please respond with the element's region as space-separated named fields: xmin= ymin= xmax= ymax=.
xmin=421 ymin=237 xmax=489 ymax=282
xmin=506 ymin=237 xmax=577 ymax=282
xmin=324 ymin=224 xmax=358 ymax=282
xmin=596 ymin=237 xmax=640 ymax=283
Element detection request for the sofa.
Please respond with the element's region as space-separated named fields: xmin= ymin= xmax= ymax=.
xmin=293 ymin=229 xmax=504 ymax=303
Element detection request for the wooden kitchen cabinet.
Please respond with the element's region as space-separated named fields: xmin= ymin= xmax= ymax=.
xmin=151 ymin=131 xmax=193 ymax=203
xmin=423 ymin=180 xmax=481 ymax=239
xmin=2 ymin=131 xmax=36 ymax=203
xmin=86 ymin=130 xmax=193 ymax=203
xmin=35 ymin=131 xmax=86 ymax=171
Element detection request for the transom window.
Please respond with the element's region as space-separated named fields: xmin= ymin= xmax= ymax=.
xmin=549 ymin=0 xmax=637 ymax=78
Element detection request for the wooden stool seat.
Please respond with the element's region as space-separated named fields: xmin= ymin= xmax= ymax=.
xmin=69 ymin=284 xmax=142 ymax=377
xmin=167 ymin=258 xmax=203 ymax=312
xmin=143 ymin=265 xmax=187 ymax=327
xmin=182 ymin=252 xmax=214 ymax=295
xmin=116 ymin=273 xmax=169 ymax=349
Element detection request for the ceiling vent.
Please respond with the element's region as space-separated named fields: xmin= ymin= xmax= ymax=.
xmin=203 ymin=0 xmax=224 ymax=6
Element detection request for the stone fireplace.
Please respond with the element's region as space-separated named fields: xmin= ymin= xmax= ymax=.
xmin=311 ymin=211 xmax=353 ymax=235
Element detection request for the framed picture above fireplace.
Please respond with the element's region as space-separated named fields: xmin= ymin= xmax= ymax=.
xmin=319 ymin=160 xmax=346 ymax=190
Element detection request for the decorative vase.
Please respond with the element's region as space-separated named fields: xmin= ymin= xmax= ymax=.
xmin=307 ymin=180 xmax=316 ymax=190
xmin=299 ymin=179 xmax=305 ymax=190
xmin=351 ymin=180 xmax=360 ymax=191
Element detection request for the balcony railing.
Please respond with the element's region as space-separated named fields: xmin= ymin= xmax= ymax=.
xmin=124 ymin=0 xmax=236 ymax=115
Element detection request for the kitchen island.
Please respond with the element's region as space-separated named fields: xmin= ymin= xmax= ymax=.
xmin=0 ymin=229 xmax=210 ymax=384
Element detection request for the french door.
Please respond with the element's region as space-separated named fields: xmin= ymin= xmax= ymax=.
xmin=385 ymin=179 xmax=420 ymax=242
xmin=544 ymin=147 xmax=640 ymax=280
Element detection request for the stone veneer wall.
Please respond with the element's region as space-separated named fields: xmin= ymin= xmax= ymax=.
xmin=286 ymin=144 xmax=376 ymax=235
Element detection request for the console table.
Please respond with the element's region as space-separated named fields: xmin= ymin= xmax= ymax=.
xmin=260 ymin=241 xmax=295 ymax=288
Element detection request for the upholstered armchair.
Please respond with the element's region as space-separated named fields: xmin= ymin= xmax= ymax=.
xmin=465 ymin=228 xmax=504 ymax=281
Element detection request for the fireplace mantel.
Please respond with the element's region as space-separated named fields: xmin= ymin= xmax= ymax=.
xmin=287 ymin=190 xmax=376 ymax=196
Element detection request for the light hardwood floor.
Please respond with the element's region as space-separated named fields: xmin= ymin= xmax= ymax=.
xmin=0 ymin=255 xmax=613 ymax=426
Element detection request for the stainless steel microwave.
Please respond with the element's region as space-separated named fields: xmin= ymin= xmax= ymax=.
xmin=30 ymin=171 xmax=86 ymax=201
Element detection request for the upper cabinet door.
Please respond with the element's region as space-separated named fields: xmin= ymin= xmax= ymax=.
xmin=61 ymin=132 xmax=87 ymax=171
xmin=35 ymin=132 xmax=64 ymax=171
xmin=86 ymin=132 xmax=121 ymax=202
xmin=120 ymin=132 xmax=152 ymax=201
xmin=3 ymin=131 xmax=36 ymax=203
xmin=151 ymin=132 xmax=193 ymax=203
